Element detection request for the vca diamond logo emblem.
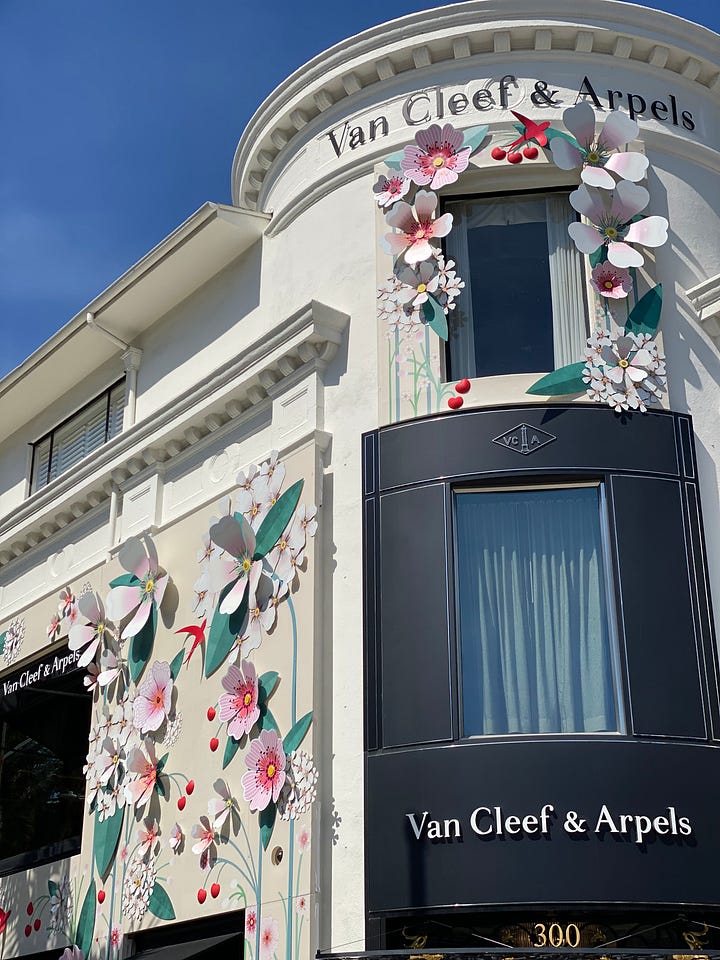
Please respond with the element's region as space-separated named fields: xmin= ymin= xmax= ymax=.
xmin=492 ymin=423 xmax=556 ymax=456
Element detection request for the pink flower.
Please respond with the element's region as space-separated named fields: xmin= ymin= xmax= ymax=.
xmin=110 ymin=926 xmax=122 ymax=950
xmin=68 ymin=592 xmax=112 ymax=669
xmin=242 ymin=729 xmax=286 ymax=812
xmin=169 ymin=822 xmax=183 ymax=852
xmin=385 ymin=191 xmax=453 ymax=265
xmin=125 ymin=740 xmax=160 ymax=810
xmin=401 ymin=123 xmax=471 ymax=190
xmin=58 ymin=586 xmax=76 ymax=618
xmin=591 ymin=263 xmax=633 ymax=299
xmin=133 ymin=661 xmax=173 ymax=733
xmin=295 ymin=895 xmax=309 ymax=916
xmin=372 ymin=173 xmax=410 ymax=208
xmin=47 ymin=613 xmax=61 ymax=642
xmin=219 ymin=660 xmax=259 ymax=739
xmin=207 ymin=515 xmax=263 ymax=615
xmin=191 ymin=816 xmax=216 ymax=870
xmin=260 ymin=916 xmax=280 ymax=960
xmin=245 ymin=907 xmax=257 ymax=935
xmin=297 ymin=825 xmax=311 ymax=852
xmin=207 ymin=778 xmax=238 ymax=830
xmin=137 ymin=818 xmax=160 ymax=856
xmin=105 ymin=537 xmax=169 ymax=640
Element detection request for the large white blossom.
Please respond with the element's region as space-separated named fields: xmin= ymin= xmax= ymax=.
xmin=122 ymin=853 xmax=157 ymax=922
xmin=583 ymin=329 xmax=666 ymax=412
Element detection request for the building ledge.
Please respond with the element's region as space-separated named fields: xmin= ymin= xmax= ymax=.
xmin=687 ymin=272 xmax=720 ymax=348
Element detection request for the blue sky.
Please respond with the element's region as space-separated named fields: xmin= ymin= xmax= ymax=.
xmin=1 ymin=0 xmax=718 ymax=379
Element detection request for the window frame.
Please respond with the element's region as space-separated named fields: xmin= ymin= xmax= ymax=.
xmin=29 ymin=377 xmax=126 ymax=494
xmin=441 ymin=186 xmax=589 ymax=383
xmin=452 ymin=478 xmax=627 ymax=741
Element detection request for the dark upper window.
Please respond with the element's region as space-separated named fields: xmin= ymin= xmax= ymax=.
xmin=444 ymin=192 xmax=587 ymax=380
xmin=0 ymin=653 xmax=90 ymax=874
xmin=455 ymin=484 xmax=622 ymax=737
xmin=30 ymin=380 xmax=125 ymax=493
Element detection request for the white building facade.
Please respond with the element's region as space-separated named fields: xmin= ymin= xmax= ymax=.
xmin=0 ymin=1 xmax=719 ymax=958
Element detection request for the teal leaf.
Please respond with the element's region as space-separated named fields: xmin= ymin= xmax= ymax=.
xmin=128 ymin=602 xmax=157 ymax=683
xmin=204 ymin=584 xmax=248 ymax=678
xmin=258 ymin=671 xmax=279 ymax=704
xmin=94 ymin=805 xmax=124 ymax=878
xmin=624 ymin=284 xmax=662 ymax=337
xmin=526 ymin=362 xmax=588 ymax=397
xmin=463 ymin=124 xmax=489 ymax=155
xmin=48 ymin=879 xmax=59 ymax=898
xmin=223 ymin=735 xmax=241 ymax=770
xmin=589 ymin=246 xmax=608 ymax=268
xmin=422 ymin=296 xmax=448 ymax=341
xmin=382 ymin=148 xmax=406 ymax=171
xmin=148 ymin=882 xmax=176 ymax=921
xmin=108 ymin=572 xmax=142 ymax=589
xmin=157 ymin=752 xmax=169 ymax=775
xmin=258 ymin=704 xmax=279 ymax=734
xmin=0 ymin=632 xmax=6 ymax=656
xmin=253 ymin=480 xmax=304 ymax=560
xmin=283 ymin=710 xmax=313 ymax=754
xmin=76 ymin=878 xmax=96 ymax=958
xmin=543 ymin=127 xmax=580 ymax=149
xmin=259 ymin=803 xmax=276 ymax=851
xmin=169 ymin=648 xmax=185 ymax=680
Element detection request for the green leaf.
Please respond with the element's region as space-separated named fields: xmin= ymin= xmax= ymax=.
xmin=48 ymin=879 xmax=59 ymax=898
xmin=463 ymin=124 xmax=489 ymax=155
xmin=157 ymin=752 xmax=169 ymax=775
xmin=223 ymin=735 xmax=241 ymax=770
xmin=128 ymin=602 xmax=157 ymax=683
xmin=625 ymin=284 xmax=662 ymax=337
xmin=260 ymin=803 xmax=276 ymax=851
xmin=169 ymin=648 xmax=185 ymax=680
xmin=543 ymin=127 xmax=581 ymax=149
xmin=204 ymin=584 xmax=248 ymax=678
xmin=283 ymin=710 xmax=313 ymax=753
xmin=382 ymin=149 xmax=405 ymax=171
xmin=148 ymin=882 xmax=176 ymax=921
xmin=589 ymin=246 xmax=608 ymax=268
xmin=94 ymin=805 xmax=124 ymax=878
xmin=526 ymin=362 xmax=587 ymax=397
xmin=76 ymin=878 xmax=96 ymax=958
xmin=258 ymin=671 xmax=279 ymax=704
xmin=253 ymin=480 xmax=304 ymax=560
xmin=0 ymin=632 xmax=6 ymax=656
xmin=108 ymin=572 xmax=141 ymax=588
xmin=258 ymin=704 xmax=279 ymax=734
xmin=422 ymin=296 xmax=448 ymax=341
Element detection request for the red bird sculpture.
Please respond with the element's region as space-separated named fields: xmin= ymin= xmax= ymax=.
xmin=176 ymin=619 xmax=207 ymax=665
xmin=0 ymin=908 xmax=11 ymax=935
xmin=509 ymin=110 xmax=552 ymax=149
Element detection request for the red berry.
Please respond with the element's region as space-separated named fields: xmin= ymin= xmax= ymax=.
xmin=209 ymin=737 xmax=219 ymax=752
xmin=455 ymin=378 xmax=471 ymax=394
xmin=185 ymin=780 xmax=195 ymax=795
xmin=210 ymin=882 xmax=221 ymax=899
xmin=33 ymin=919 xmax=41 ymax=932
xmin=523 ymin=145 xmax=539 ymax=159
xmin=507 ymin=152 xmax=522 ymax=164
xmin=24 ymin=925 xmax=31 ymax=938
xmin=197 ymin=888 xmax=207 ymax=904
xmin=26 ymin=903 xmax=33 ymax=916
xmin=447 ymin=396 xmax=464 ymax=410
xmin=207 ymin=706 xmax=216 ymax=722
xmin=177 ymin=795 xmax=187 ymax=811
xmin=97 ymin=890 xmax=106 ymax=904
xmin=491 ymin=146 xmax=506 ymax=161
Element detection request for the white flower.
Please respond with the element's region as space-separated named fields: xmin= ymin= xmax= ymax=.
xmin=48 ymin=875 xmax=73 ymax=933
xmin=582 ymin=330 xmax=665 ymax=413
xmin=122 ymin=852 xmax=157 ymax=922
xmin=163 ymin=711 xmax=183 ymax=748
xmin=3 ymin=617 xmax=25 ymax=665
xmin=278 ymin=750 xmax=319 ymax=821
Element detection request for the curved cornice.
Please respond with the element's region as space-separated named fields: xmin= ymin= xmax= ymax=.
xmin=231 ymin=0 xmax=720 ymax=211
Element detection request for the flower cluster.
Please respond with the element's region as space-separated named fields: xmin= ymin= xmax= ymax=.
xmin=2 ymin=617 xmax=25 ymax=666
xmin=278 ymin=750 xmax=319 ymax=821
xmin=121 ymin=851 xmax=157 ymax=922
xmin=378 ymin=252 xmax=465 ymax=335
xmin=582 ymin=329 xmax=666 ymax=412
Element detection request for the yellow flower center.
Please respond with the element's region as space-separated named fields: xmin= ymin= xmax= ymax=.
xmin=242 ymin=557 xmax=252 ymax=573
xmin=145 ymin=579 xmax=154 ymax=594
xmin=417 ymin=283 xmax=427 ymax=293
xmin=432 ymin=155 xmax=445 ymax=167
xmin=267 ymin=763 xmax=276 ymax=778
xmin=619 ymin=358 xmax=629 ymax=368
xmin=587 ymin=150 xmax=600 ymax=163
xmin=244 ymin=692 xmax=253 ymax=706
xmin=604 ymin=280 xmax=614 ymax=290
xmin=605 ymin=227 xmax=618 ymax=239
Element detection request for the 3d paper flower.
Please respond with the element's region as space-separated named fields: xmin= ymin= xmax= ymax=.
xmin=269 ymin=516 xmax=307 ymax=585
xmin=241 ymin=576 xmax=277 ymax=654
xmin=219 ymin=660 xmax=260 ymax=739
xmin=68 ymin=591 xmax=113 ymax=668
xmin=590 ymin=263 xmax=633 ymax=299
xmin=208 ymin=778 xmax=239 ymax=831
xmin=242 ymin=729 xmax=286 ymax=812
xmin=278 ymin=749 xmax=319 ymax=821
xmin=583 ymin=330 xmax=666 ymax=412
xmin=133 ymin=661 xmax=173 ymax=733
xmin=568 ymin=181 xmax=668 ymax=268
xmin=2 ymin=617 xmax=25 ymax=666
xmin=372 ymin=172 xmax=410 ymax=207
xmin=59 ymin=947 xmax=84 ymax=960
xmin=95 ymin=737 xmax=126 ymax=786
xmin=122 ymin=852 xmax=157 ymax=922
xmin=385 ymin=191 xmax=453 ymax=265
xmin=125 ymin=739 xmax=162 ymax=810
xmin=137 ymin=818 xmax=160 ymax=857
xmin=191 ymin=816 xmax=217 ymax=870
xmin=394 ymin=261 xmax=441 ymax=308
xmin=169 ymin=822 xmax=183 ymax=852
xmin=401 ymin=123 xmax=472 ymax=190
xmin=47 ymin=613 xmax=61 ymax=642
xmin=207 ymin=514 xmax=263 ymax=615
xmin=260 ymin=916 xmax=280 ymax=960
xmin=550 ymin=102 xmax=649 ymax=189
xmin=106 ymin=537 xmax=168 ymax=640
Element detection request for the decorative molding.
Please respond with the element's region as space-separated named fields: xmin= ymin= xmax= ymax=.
xmin=0 ymin=301 xmax=349 ymax=568
xmin=686 ymin=273 xmax=720 ymax=347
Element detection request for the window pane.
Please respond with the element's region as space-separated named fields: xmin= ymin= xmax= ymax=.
xmin=456 ymin=487 xmax=618 ymax=736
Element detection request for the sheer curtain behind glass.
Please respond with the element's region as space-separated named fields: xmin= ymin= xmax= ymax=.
xmin=456 ymin=487 xmax=618 ymax=736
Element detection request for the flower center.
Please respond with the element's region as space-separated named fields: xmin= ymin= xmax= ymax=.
xmin=432 ymin=155 xmax=445 ymax=167
xmin=587 ymin=150 xmax=601 ymax=163
xmin=243 ymin=692 xmax=253 ymax=706
xmin=604 ymin=280 xmax=615 ymax=290
xmin=604 ymin=226 xmax=618 ymax=240
xmin=145 ymin=579 xmax=154 ymax=594
xmin=267 ymin=763 xmax=276 ymax=778
xmin=417 ymin=283 xmax=427 ymax=293
xmin=619 ymin=358 xmax=629 ymax=368
xmin=242 ymin=557 xmax=252 ymax=573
